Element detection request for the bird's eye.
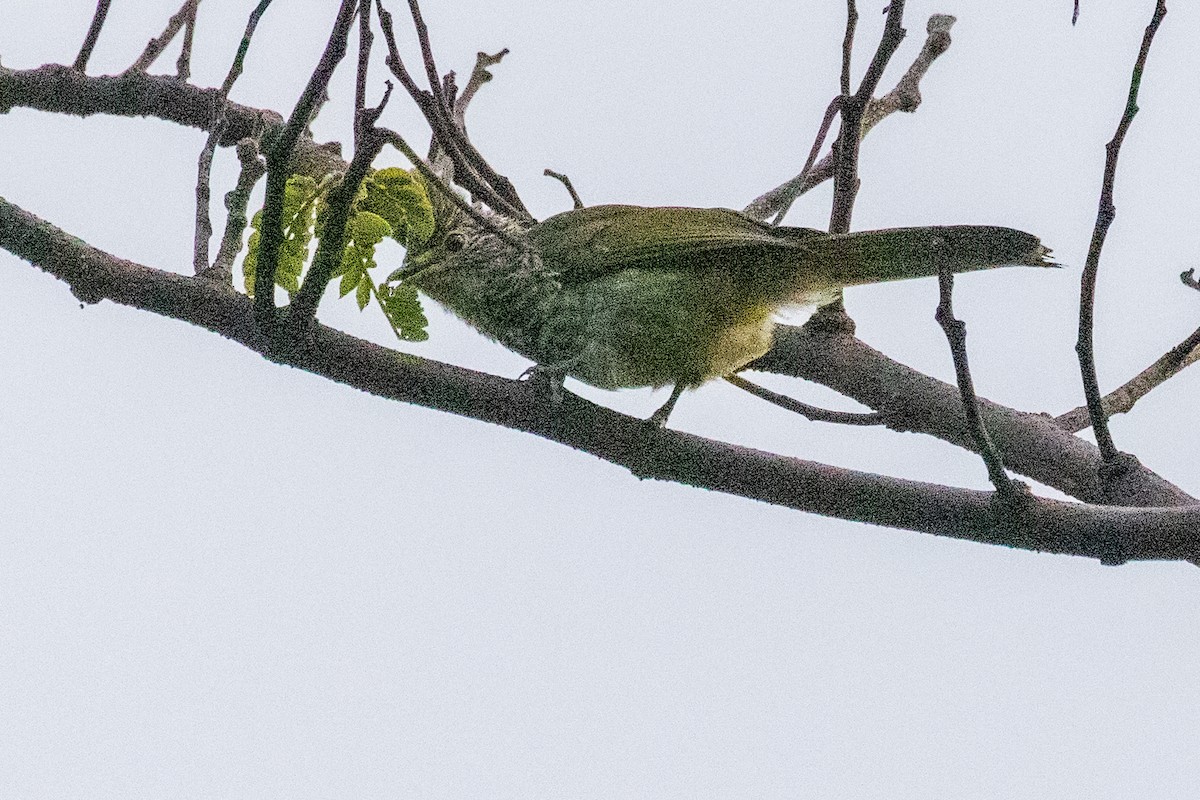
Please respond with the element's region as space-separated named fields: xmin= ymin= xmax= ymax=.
xmin=445 ymin=232 xmax=466 ymax=253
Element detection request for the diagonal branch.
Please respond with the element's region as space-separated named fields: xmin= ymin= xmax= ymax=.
xmin=375 ymin=0 xmax=532 ymax=222
xmin=254 ymin=0 xmax=358 ymax=332
xmin=753 ymin=324 xmax=1195 ymax=509
xmin=4 ymin=194 xmax=1200 ymax=565
xmin=1075 ymin=0 xmax=1167 ymax=463
xmin=73 ymin=0 xmax=113 ymax=73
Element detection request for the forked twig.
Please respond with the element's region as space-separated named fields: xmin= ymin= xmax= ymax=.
xmin=127 ymin=0 xmax=202 ymax=74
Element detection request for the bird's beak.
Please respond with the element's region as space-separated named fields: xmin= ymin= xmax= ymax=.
xmin=387 ymin=248 xmax=439 ymax=283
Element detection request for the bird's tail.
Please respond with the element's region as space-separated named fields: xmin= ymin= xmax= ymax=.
xmin=785 ymin=224 xmax=1057 ymax=287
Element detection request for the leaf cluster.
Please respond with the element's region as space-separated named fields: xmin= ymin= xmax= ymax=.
xmin=242 ymin=167 xmax=434 ymax=341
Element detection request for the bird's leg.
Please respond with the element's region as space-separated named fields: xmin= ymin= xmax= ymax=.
xmin=647 ymin=382 xmax=687 ymax=427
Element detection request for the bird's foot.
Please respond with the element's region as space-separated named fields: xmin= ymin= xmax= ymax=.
xmin=646 ymin=383 xmax=687 ymax=427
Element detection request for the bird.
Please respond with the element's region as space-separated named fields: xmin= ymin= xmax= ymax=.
xmin=392 ymin=200 xmax=1055 ymax=423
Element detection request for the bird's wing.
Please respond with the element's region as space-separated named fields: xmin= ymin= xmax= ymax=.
xmin=528 ymin=205 xmax=823 ymax=286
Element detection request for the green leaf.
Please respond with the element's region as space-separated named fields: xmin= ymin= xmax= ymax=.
xmin=356 ymin=274 xmax=372 ymax=310
xmin=378 ymin=280 xmax=430 ymax=342
xmin=241 ymin=176 xmax=320 ymax=297
xmin=361 ymin=168 xmax=435 ymax=250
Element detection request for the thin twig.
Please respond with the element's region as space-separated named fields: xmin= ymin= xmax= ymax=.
xmin=455 ymin=50 xmax=510 ymax=132
xmin=543 ymin=169 xmax=584 ymax=209
xmin=405 ymin=0 xmax=449 ymax=113
xmin=193 ymin=0 xmax=275 ymax=279
xmin=725 ymin=374 xmax=884 ymax=426
xmin=1073 ymin=0 xmax=1081 ymax=25
xmin=205 ymin=139 xmax=267 ymax=283
xmin=756 ymin=97 xmax=840 ymax=226
xmin=1057 ymin=323 xmax=1200 ymax=433
xmin=193 ymin=120 xmax=221 ymax=275
xmin=935 ymin=253 xmax=1016 ymax=497
xmin=175 ymin=3 xmax=198 ymax=80
xmin=840 ymin=0 xmax=857 ymax=98
xmin=354 ymin=0 xmax=373 ymax=149
xmin=829 ymin=0 xmax=907 ymax=234
xmin=73 ymin=0 xmax=113 ymax=73
xmin=744 ymin=14 xmax=953 ymax=223
xmin=1183 ymin=268 xmax=1200 ymax=292
xmin=254 ymin=0 xmax=358 ymax=332
xmin=1075 ymin=0 xmax=1167 ymax=463
xmin=128 ymin=0 xmax=201 ymax=74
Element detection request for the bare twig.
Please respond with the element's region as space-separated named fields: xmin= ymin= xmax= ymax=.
xmin=760 ymin=97 xmax=840 ymax=226
xmin=73 ymin=0 xmax=113 ymax=73
xmin=935 ymin=255 xmax=1017 ymax=497
xmin=255 ymin=0 xmax=358 ymax=333
xmin=175 ymin=2 xmax=198 ymax=80
xmin=747 ymin=12 xmax=956 ymax=225
xmin=544 ymin=169 xmax=584 ymax=209
xmin=205 ymin=139 xmax=267 ymax=283
xmin=726 ymin=374 xmax=884 ymax=426
xmin=840 ymin=0 xmax=858 ymax=98
xmin=829 ymin=0 xmax=907 ymax=234
xmin=354 ymin=0 xmax=373 ymax=148
xmin=1182 ymin=268 xmax=1200 ymax=292
xmin=193 ymin=124 xmax=220 ymax=275
xmin=405 ymin=0 xmax=449 ymax=113
xmin=1073 ymin=0 xmax=1081 ymax=25
xmin=455 ymin=50 xmax=510 ymax=132
xmin=193 ymin=0 xmax=275 ymax=278
xmin=1075 ymin=0 xmax=1167 ymax=463
xmin=1057 ymin=323 xmax=1200 ymax=433
xmin=128 ymin=0 xmax=201 ymax=74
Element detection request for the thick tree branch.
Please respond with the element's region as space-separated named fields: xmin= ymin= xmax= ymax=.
xmin=3 ymin=194 xmax=1200 ymax=564
xmin=754 ymin=323 xmax=1195 ymax=509
xmin=1075 ymin=0 xmax=1167 ymax=463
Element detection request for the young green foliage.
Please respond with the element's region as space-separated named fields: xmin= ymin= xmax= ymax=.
xmin=240 ymin=167 xmax=435 ymax=341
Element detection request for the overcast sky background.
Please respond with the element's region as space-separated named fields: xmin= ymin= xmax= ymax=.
xmin=3 ymin=1 xmax=1200 ymax=797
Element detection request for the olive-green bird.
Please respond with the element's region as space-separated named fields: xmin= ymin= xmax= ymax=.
xmin=394 ymin=201 xmax=1054 ymax=422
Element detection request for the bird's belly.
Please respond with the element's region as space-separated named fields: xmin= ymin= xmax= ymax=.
xmin=537 ymin=270 xmax=777 ymax=390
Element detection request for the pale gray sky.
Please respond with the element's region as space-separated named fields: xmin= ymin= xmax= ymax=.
xmin=3 ymin=1 xmax=1199 ymax=797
